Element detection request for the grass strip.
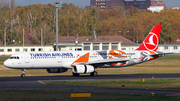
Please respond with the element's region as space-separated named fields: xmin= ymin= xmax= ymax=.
xmin=0 ymin=89 xmax=180 ymax=101
xmin=0 ymin=57 xmax=8 ymax=62
xmin=156 ymin=55 xmax=180 ymax=60
xmin=46 ymin=79 xmax=180 ymax=90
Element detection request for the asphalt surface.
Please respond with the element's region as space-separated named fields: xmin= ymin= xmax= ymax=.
xmin=0 ymin=73 xmax=180 ymax=95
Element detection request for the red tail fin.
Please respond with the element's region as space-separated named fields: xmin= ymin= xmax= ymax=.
xmin=136 ymin=25 xmax=162 ymax=51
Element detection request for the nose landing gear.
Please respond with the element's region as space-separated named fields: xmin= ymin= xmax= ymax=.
xmin=21 ymin=69 xmax=26 ymax=78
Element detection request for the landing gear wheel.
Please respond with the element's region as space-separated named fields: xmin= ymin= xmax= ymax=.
xmin=72 ymin=72 xmax=80 ymax=76
xmin=21 ymin=69 xmax=26 ymax=78
xmin=90 ymin=71 xmax=98 ymax=76
xmin=21 ymin=74 xmax=25 ymax=78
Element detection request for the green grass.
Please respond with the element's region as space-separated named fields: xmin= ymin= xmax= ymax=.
xmin=46 ymin=79 xmax=180 ymax=90
xmin=156 ymin=55 xmax=180 ymax=60
xmin=0 ymin=57 xmax=8 ymax=65
xmin=0 ymin=57 xmax=8 ymax=61
xmin=0 ymin=89 xmax=180 ymax=101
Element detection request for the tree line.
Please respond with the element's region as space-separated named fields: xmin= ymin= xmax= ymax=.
xmin=0 ymin=0 xmax=179 ymax=45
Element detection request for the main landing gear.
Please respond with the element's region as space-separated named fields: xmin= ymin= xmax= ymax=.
xmin=72 ymin=71 xmax=98 ymax=77
xmin=72 ymin=72 xmax=80 ymax=76
xmin=90 ymin=71 xmax=98 ymax=76
xmin=21 ymin=69 xmax=26 ymax=78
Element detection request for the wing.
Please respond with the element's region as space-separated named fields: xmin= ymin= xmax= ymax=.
xmin=73 ymin=58 xmax=130 ymax=66
xmin=86 ymin=58 xmax=130 ymax=65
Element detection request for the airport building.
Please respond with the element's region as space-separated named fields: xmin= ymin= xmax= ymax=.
xmin=0 ymin=36 xmax=179 ymax=56
xmin=90 ymin=0 xmax=165 ymax=10
xmin=0 ymin=45 xmax=53 ymax=56
xmin=55 ymin=36 xmax=135 ymax=51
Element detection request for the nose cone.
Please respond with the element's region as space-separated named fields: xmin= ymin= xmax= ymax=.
xmin=4 ymin=60 xmax=12 ymax=68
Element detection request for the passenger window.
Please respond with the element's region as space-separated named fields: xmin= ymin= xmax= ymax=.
xmin=31 ymin=48 xmax=35 ymax=51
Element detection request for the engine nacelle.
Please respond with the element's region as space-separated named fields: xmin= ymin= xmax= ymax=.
xmin=73 ymin=65 xmax=94 ymax=74
xmin=46 ymin=68 xmax=68 ymax=73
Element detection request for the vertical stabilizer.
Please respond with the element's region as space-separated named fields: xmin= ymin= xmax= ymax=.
xmin=136 ymin=25 xmax=162 ymax=51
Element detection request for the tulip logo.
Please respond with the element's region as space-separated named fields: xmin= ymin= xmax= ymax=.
xmin=143 ymin=32 xmax=158 ymax=51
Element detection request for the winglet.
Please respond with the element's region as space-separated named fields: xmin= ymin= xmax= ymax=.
xmin=136 ymin=25 xmax=162 ymax=51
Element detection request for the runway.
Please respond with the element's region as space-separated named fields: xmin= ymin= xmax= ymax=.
xmin=0 ymin=73 xmax=180 ymax=95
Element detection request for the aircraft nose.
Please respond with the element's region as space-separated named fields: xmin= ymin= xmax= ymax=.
xmin=4 ymin=60 xmax=11 ymax=68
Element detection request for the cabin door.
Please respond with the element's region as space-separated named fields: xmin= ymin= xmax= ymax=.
xmin=57 ymin=56 xmax=62 ymax=63
xmin=24 ymin=53 xmax=30 ymax=63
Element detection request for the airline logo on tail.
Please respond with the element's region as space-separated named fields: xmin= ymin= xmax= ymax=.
xmin=144 ymin=32 xmax=158 ymax=51
xmin=136 ymin=25 xmax=162 ymax=51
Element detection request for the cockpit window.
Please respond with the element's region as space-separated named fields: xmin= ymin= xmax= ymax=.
xmin=9 ymin=56 xmax=20 ymax=59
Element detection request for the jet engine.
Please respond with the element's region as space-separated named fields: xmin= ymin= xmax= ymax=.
xmin=73 ymin=65 xmax=94 ymax=74
xmin=46 ymin=68 xmax=68 ymax=73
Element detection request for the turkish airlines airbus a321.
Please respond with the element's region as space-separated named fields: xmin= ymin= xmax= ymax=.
xmin=4 ymin=25 xmax=163 ymax=77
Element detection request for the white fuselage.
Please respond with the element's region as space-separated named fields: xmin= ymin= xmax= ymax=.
xmin=4 ymin=50 xmax=162 ymax=69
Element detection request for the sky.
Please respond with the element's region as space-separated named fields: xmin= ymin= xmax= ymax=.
xmin=6 ymin=0 xmax=180 ymax=8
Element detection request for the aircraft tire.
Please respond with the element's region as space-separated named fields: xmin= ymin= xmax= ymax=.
xmin=90 ymin=71 xmax=98 ymax=76
xmin=72 ymin=72 xmax=79 ymax=76
xmin=21 ymin=74 xmax=25 ymax=78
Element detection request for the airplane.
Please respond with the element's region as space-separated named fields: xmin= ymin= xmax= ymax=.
xmin=4 ymin=24 xmax=163 ymax=77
